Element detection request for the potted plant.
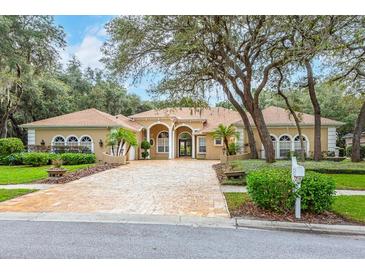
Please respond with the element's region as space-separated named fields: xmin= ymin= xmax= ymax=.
xmin=47 ymin=159 xmax=67 ymax=177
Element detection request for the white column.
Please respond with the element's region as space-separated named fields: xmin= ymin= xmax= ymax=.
xmin=192 ymin=134 xmax=196 ymax=159
xmin=146 ymin=127 xmax=151 ymax=159
xmin=172 ymin=128 xmax=175 ymax=159
xmin=168 ymin=127 xmax=173 ymax=159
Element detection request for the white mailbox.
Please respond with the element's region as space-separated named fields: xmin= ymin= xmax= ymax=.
xmin=292 ymin=157 xmax=305 ymax=219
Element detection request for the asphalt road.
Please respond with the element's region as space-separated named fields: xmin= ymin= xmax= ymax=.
xmin=0 ymin=220 xmax=364 ymax=258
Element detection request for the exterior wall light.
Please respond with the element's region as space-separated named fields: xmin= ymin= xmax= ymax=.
xmin=99 ymin=139 xmax=103 ymax=147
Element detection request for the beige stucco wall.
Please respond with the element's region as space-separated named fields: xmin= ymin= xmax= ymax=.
xmin=34 ymin=127 xmax=141 ymax=162
xmin=196 ymin=133 xmax=226 ymax=160
xmin=148 ymin=124 xmax=169 ymax=159
xmin=242 ymin=126 xmax=330 ymax=158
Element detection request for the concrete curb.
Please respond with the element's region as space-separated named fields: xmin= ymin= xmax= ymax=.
xmin=0 ymin=212 xmax=236 ymax=229
xmin=0 ymin=212 xmax=364 ymax=235
xmin=235 ymin=218 xmax=365 ymax=235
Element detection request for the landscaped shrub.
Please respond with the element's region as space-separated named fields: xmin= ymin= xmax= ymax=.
xmin=60 ymin=153 xmax=96 ymax=165
xmin=247 ymin=168 xmax=336 ymax=214
xmin=2 ymin=153 xmax=25 ymax=165
xmin=247 ymin=168 xmax=295 ymax=213
xmin=299 ymin=171 xmax=336 ymax=213
xmin=22 ymin=152 xmax=50 ymax=167
xmin=141 ymin=140 xmax=151 ymax=159
xmin=0 ymin=138 xmax=24 ymax=157
xmin=346 ymin=145 xmax=365 ymax=159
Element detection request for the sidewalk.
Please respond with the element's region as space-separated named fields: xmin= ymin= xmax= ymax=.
xmin=0 ymin=184 xmax=54 ymax=190
xmin=220 ymin=185 xmax=365 ymax=196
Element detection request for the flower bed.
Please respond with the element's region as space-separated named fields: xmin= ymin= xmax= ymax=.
xmin=35 ymin=164 xmax=120 ymax=184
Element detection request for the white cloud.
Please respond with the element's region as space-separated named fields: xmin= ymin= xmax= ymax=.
xmin=60 ymin=24 xmax=107 ymax=70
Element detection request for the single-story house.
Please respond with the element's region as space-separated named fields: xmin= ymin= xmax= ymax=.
xmin=20 ymin=106 xmax=344 ymax=162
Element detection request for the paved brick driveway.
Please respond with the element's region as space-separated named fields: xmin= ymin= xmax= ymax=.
xmin=0 ymin=160 xmax=229 ymax=217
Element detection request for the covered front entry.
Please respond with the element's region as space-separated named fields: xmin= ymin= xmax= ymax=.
xmin=144 ymin=122 xmax=196 ymax=159
xmin=178 ymin=132 xmax=192 ymax=157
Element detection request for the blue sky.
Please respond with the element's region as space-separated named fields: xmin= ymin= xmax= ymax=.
xmin=54 ymin=15 xmax=150 ymax=100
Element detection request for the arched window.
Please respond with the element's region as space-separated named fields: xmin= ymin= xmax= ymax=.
xmin=279 ymin=135 xmax=292 ymax=158
xmin=179 ymin=132 xmax=191 ymax=140
xmin=80 ymin=136 xmax=93 ymax=152
xmin=66 ymin=136 xmax=79 ymax=147
xmin=52 ymin=136 xmax=65 ymax=146
xmin=157 ymin=131 xmax=169 ymax=153
xmin=294 ymin=135 xmax=308 ymax=155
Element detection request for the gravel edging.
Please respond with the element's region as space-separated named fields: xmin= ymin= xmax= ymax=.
xmin=33 ymin=164 xmax=121 ymax=184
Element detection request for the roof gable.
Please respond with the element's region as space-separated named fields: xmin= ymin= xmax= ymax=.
xmin=21 ymin=108 xmax=141 ymax=131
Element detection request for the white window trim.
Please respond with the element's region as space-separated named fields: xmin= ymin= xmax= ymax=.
xmin=51 ymin=135 xmax=66 ymax=146
xmin=66 ymin=135 xmax=79 ymax=146
xmin=80 ymin=135 xmax=94 ymax=153
xmin=197 ymin=136 xmax=207 ymax=154
xmin=213 ymin=137 xmax=223 ymax=146
xmin=156 ymin=130 xmax=169 ymax=154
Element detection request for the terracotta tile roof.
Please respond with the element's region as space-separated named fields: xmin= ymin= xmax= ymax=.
xmin=21 ymin=108 xmax=141 ymax=131
xmin=233 ymin=106 xmax=344 ymax=127
xmin=130 ymin=107 xmax=241 ymax=133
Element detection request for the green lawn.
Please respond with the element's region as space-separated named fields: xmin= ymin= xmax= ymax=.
xmin=0 ymin=189 xmax=37 ymax=202
xmin=231 ymin=159 xmax=365 ymax=173
xmin=330 ymin=174 xmax=365 ymax=190
xmin=224 ymin=192 xmax=365 ymax=224
xmin=0 ymin=164 xmax=95 ymax=184
xmin=224 ymin=192 xmax=250 ymax=212
xmin=332 ymin=196 xmax=365 ymax=223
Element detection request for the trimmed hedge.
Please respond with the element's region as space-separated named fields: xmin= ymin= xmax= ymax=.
xmin=60 ymin=153 xmax=96 ymax=165
xmin=247 ymin=168 xmax=295 ymax=213
xmin=22 ymin=152 xmax=50 ymax=167
xmin=2 ymin=152 xmax=95 ymax=166
xmin=0 ymin=138 xmax=24 ymax=157
xmin=247 ymin=168 xmax=336 ymax=214
xmin=2 ymin=152 xmax=25 ymax=165
xmin=299 ymin=172 xmax=336 ymax=213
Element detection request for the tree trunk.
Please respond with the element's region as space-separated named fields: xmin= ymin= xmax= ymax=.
xmin=9 ymin=114 xmax=25 ymax=142
xmin=0 ymin=113 xmax=9 ymax=138
xmin=217 ymin=78 xmax=258 ymax=159
xmin=304 ymin=60 xmax=321 ymax=161
xmin=351 ymin=100 xmax=365 ymax=162
xmin=251 ymin=107 xmax=275 ymax=163
xmin=228 ymin=99 xmax=258 ymax=158
xmin=277 ymin=92 xmax=305 ymax=161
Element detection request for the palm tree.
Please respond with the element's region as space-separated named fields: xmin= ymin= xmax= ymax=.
xmin=213 ymin=124 xmax=239 ymax=156
xmin=107 ymin=128 xmax=138 ymax=156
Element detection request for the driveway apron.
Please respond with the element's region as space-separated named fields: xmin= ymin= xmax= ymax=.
xmin=0 ymin=160 xmax=229 ymax=217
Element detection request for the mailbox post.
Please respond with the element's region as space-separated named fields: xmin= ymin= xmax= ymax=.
xmin=291 ymin=157 xmax=305 ymax=219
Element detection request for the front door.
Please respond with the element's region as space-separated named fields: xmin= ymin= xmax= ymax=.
xmin=179 ymin=139 xmax=192 ymax=157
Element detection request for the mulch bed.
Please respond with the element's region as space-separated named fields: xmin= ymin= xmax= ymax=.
xmin=212 ymin=163 xmax=227 ymax=184
xmin=230 ymin=198 xmax=362 ymax=226
xmin=35 ymin=164 xmax=121 ymax=184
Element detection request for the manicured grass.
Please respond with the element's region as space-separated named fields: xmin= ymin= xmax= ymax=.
xmin=0 ymin=189 xmax=37 ymax=202
xmin=0 ymin=164 xmax=95 ymax=184
xmin=222 ymin=178 xmax=246 ymax=186
xmin=332 ymin=196 xmax=365 ymax=223
xmin=224 ymin=192 xmax=250 ymax=212
xmin=329 ymin=174 xmax=365 ymax=190
xmin=232 ymin=159 xmax=365 ymax=173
